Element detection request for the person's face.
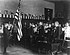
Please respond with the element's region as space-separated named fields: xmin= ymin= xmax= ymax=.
xmin=65 ymin=23 xmax=69 ymax=27
xmin=39 ymin=22 xmax=43 ymax=25
xmin=49 ymin=24 xmax=51 ymax=27
xmin=55 ymin=21 xmax=59 ymax=27
xmin=52 ymin=23 xmax=54 ymax=26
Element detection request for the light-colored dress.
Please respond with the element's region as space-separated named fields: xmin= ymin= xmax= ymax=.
xmin=62 ymin=26 xmax=70 ymax=48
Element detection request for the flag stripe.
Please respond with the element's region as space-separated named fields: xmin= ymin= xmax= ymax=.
xmin=15 ymin=9 xmax=22 ymax=41
xmin=15 ymin=12 xmax=19 ymax=16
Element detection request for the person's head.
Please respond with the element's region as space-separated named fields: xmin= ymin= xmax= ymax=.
xmin=65 ymin=22 xmax=69 ymax=27
xmin=5 ymin=23 xmax=8 ymax=28
xmin=8 ymin=22 xmax=10 ymax=24
xmin=32 ymin=24 xmax=35 ymax=28
xmin=52 ymin=23 xmax=54 ymax=26
xmin=24 ymin=22 xmax=26 ymax=25
xmin=55 ymin=21 xmax=59 ymax=27
xmin=39 ymin=22 xmax=43 ymax=26
xmin=49 ymin=24 xmax=51 ymax=27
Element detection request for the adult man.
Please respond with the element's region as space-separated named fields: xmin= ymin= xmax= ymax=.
xmin=3 ymin=23 xmax=9 ymax=54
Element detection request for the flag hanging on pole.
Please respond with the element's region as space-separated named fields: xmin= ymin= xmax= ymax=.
xmin=15 ymin=0 xmax=23 ymax=41
xmin=15 ymin=9 xmax=19 ymax=20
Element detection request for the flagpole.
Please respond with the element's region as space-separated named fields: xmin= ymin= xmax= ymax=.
xmin=16 ymin=0 xmax=23 ymax=41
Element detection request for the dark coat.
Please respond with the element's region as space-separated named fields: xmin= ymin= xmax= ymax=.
xmin=3 ymin=26 xmax=9 ymax=48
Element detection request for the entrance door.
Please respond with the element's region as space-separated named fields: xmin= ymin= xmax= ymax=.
xmin=44 ymin=8 xmax=53 ymax=22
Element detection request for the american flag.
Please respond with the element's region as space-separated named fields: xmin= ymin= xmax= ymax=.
xmin=15 ymin=0 xmax=23 ymax=41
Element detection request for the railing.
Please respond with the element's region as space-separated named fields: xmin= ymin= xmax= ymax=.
xmin=0 ymin=13 xmax=45 ymax=20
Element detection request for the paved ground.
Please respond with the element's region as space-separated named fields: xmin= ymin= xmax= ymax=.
xmin=0 ymin=38 xmax=69 ymax=55
xmin=0 ymin=46 xmax=69 ymax=55
xmin=0 ymin=46 xmax=38 ymax=55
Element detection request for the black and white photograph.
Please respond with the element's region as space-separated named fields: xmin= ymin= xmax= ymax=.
xmin=0 ymin=0 xmax=70 ymax=55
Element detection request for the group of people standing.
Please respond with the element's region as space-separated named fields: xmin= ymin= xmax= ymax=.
xmin=1 ymin=19 xmax=70 ymax=54
xmin=19 ymin=21 xmax=64 ymax=52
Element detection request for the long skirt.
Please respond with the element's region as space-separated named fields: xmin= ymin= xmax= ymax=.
xmin=1 ymin=35 xmax=8 ymax=53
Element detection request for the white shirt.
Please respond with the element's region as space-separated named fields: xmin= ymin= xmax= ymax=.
xmin=62 ymin=26 xmax=70 ymax=41
xmin=0 ymin=25 xmax=3 ymax=33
